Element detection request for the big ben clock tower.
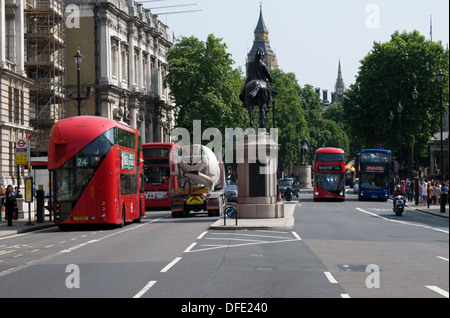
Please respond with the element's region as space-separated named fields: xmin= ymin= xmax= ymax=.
xmin=247 ymin=4 xmax=278 ymax=70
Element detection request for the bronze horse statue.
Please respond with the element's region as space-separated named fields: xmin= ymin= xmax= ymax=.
xmin=244 ymin=80 xmax=270 ymax=128
xmin=240 ymin=48 xmax=273 ymax=129
xmin=300 ymin=137 xmax=310 ymax=164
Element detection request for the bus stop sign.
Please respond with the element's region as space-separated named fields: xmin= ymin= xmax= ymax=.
xmin=16 ymin=138 xmax=28 ymax=166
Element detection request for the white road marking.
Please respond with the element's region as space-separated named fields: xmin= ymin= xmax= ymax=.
xmin=160 ymin=257 xmax=182 ymax=273
xmin=324 ymin=271 xmax=338 ymax=284
xmin=426 ymin=285 xmax=449 ymax=298
xmin=133 ymin=280 xmax=157 ymax=298
xmin=183 ymin=243 xmax=197 ymax=253
xmin=356 ymin=208 xmax=449 ymax=234
xmin=292 ymin=231 xmax=302 ymax=240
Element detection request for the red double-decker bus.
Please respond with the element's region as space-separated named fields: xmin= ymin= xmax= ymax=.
xmin=48 ymin=116 xmax=145 ymax=229
xmin=313 ymin=147 xmax=346 ymax=201
xmin=142 ymin=143 xmax=178 ymax=209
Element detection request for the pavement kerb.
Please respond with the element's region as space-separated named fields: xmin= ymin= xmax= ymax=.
xmin=209 ymin=202 xmax=296 ymax=231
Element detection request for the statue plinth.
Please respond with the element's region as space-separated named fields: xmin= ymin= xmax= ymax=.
xmin=298 ymin=164 xmax=312 ymax=189
xmin=235 ymin=131 xmax=284 ymax=218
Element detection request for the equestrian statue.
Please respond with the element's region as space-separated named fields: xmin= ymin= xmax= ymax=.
xmin=239 ymin=48 xmax=273 ymax=129
xmin=300 ymin=137 xmax=310 ymax=164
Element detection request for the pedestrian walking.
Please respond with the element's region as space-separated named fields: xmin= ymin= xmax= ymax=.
xmin=405 ymin=180 xmax=411 ymax=202
xmin=5 ymin=185 xmax=17 ymax=226
xmin=434 ymin=181 xmax=441 ymax=205
xmin=0 ymin=183 xmax=6 ymax=221
xmin=420 ymin=180 xmax=427 ymax=206
xmin=442 ymin=182 xmax=448 ymax=212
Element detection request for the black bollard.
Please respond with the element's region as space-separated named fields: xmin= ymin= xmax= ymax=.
xmin=36 ymin=190 xmax=45 ymax=223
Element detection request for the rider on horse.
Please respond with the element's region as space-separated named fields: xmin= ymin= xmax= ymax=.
xmin=239 ymin=48 xmax=273 ymax=128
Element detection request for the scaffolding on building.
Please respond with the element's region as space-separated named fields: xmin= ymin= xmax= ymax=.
xmin=24 ymin=0 xmax=65 ymax=156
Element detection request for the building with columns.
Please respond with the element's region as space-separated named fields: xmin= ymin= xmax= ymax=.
xmin=1 ymin=0 xmax=174 ymax=188
xmin=0 ymin=0 xmax=34 ymax=186
xmin=65 ymin=0 xmax=175 ymax=143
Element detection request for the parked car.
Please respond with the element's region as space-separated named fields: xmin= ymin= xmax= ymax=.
xmin=226 ymin=184 xmax=238 ymax=202
xmin=353 ymin=178 xmax=359 ymax=194
xmin=277 ymin=178 xmax=300 ymax=197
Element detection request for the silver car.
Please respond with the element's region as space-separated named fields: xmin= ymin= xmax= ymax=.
xmin=226 ymin=184 xmax=238 ymax=202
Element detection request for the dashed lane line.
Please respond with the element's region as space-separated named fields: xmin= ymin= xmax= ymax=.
xmin=356 ymin=208 xmax=449 ymax=234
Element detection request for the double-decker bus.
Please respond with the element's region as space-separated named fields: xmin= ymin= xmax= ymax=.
xmin=313 ymin=147 xmax=346 ymax=200
xmin=48 ymin=116 xmax=145 ymax=229
xmin=356 ymin=149 xmax=391 ymax=201
xmin=142 ymin=143 xmax=178 ymax=209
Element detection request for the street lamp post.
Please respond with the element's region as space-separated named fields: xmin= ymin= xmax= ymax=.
xmin=389 ymin=111 xmax=394 ymax=192
xmin=436 ymin=67 xmax=445 ymax=213
xmin=73 ymin=48 xmax=84 ymax=116
xmin=397 ymin=102 xmax=403 ymax=179
xmin=389 ymin=111 xmax=394 ymax=150
xmin=411 ymin=87 xmax=419 ymax=205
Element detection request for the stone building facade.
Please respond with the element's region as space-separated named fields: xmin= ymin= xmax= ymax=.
xmin=1 ymin=0 xmax=174 ymax=187
xmin=65 ymin=0 xmax=175 ymax=143
xmin=0 ymin=0 xmax=34 ymax=186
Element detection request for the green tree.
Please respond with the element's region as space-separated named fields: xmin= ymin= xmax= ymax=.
xmin=324 ymin=102 xmax=361 ymax=160
xmin=343 ymin=30 xmax=449 ymax=172
xmin=299 ymin=85 xmax=350 ymax=159
xmin=165 ymin=35 xmax=247 ymax=137
xmin=267 ymin=69 xmax=308 ymax=167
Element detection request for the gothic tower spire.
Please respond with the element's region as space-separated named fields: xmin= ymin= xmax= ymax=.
xmin=334 ymin=60 xmax=345 ymax=102
xmin=247 ymin=4 xmax=277 ymax=69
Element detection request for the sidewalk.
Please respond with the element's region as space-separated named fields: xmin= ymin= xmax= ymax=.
xmin=0 ymin=212 xmax=55 ymax=238
xmin=410 ymin=202 xmax=449 ymax=218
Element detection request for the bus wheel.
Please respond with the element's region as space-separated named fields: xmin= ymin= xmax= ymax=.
xmin=119 ymin=205 xmax=125 ymax=228
xmin=134 ymin=203 xmax=142 ymax=223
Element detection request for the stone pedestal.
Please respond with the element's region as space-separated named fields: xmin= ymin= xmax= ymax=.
xmin=298 ymin=164 xmax=312 ymax=189
xmin=235 ymin=131 xmax=284 ymax=219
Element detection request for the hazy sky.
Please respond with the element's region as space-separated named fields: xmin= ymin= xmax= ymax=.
xmin=142 ymin=0 xmax=449 ymax=93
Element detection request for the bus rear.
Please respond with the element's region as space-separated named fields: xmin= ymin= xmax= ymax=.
xmin=48 ymin=116 xmax=144 ymax=228
xmin=313 ymin=147 xmax=346 ymax=201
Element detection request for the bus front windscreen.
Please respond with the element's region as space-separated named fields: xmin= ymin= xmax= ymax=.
xmin=314 ymin=173 xmax=345 ymax=191
xmin=144 ymin=166 xmax=170 ymax=186
xmin=315 ymin=153 xmax=345 ymax=162
xmin=54 ymin=129 xmax=114 ymax=203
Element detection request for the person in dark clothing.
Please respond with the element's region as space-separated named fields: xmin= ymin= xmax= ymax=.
xmin=239 ymin=47 xmax=273 ymax=107
xmin=5 ymin=185 xmax=17 ymax=226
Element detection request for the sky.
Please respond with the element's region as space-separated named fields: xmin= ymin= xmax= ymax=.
xmin=140 ymin=0 xmax=449 ymax=94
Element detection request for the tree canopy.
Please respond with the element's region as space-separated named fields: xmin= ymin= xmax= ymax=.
xmin=343 ymin=30 xmax=449 ymax=166
xmin=165 ymin=34 xmax=247 ymax=137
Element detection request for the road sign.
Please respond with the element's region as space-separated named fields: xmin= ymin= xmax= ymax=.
xmin=16 ymin=138 xmax=28 ymax=166
xmin=17 ymin=138 xmax=27 ymax=149
xmin=225 ymin=206 xmax=237 ymax=218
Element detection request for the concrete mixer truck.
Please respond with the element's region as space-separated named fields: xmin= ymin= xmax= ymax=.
xmin=170 ymin=144 xmax=227 ymax=217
